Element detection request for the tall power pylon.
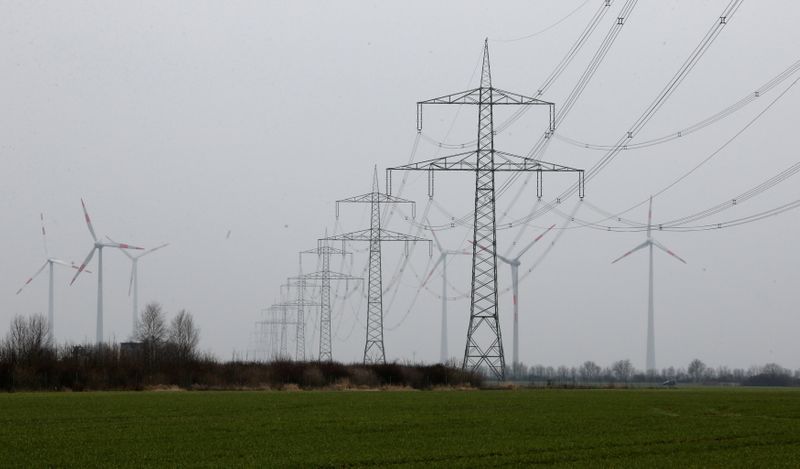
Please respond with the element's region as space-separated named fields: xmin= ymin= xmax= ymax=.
xmin=323 ymin=168 xmax=430 ymax=364
xmin=387 ymin=40 xmax=584 ymax=379
xmin=299 ymin=240 xmax=361 ymax=361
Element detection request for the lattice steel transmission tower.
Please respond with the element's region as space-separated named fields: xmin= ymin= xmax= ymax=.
xmin=387 ymin=40 xmax=584 ymax=380
xmin=283 ymin=271 xmax=322 ymax=361
xmin=323 ymin=168 xmax=430 ymax=364
xmin=256 ymin=304 xmax=299 ymax=361
xmin=299 ymin=240 xmax=361 ymax=362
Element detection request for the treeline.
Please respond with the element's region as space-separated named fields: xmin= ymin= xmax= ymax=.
xmin=512 ymin=358 xmax=800 ymax=387
xmin=0 ymin=303 xmax=481 ymax=391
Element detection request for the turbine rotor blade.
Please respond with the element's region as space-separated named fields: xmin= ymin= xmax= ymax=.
xmin=652 ymin=239 xmax=687 ymax=264
xmin=16 ymin=260 xmax=49 ymax=295
xmin=647 ymin=196 xmax=653 ymax=238
xmin=40 ymin=212 xmax=49 ymax=258
xmin=70 ymin=247 xmax=97 ymax=285
xmin=611 ymin=240 xmax=650 ymax=264
xmin=517 ymin=223 xmax=556 ymax=258
xmin=106 ymin=236 xmax=134 ymax=259
xmin=139 ymin=242 xmax=169 ymax=257
xmin=81 ymin=199 xmax=98 ymax=242
xmin=128 ymin=264 xmax=134 ymax=296
xmin=102 ymin=241 xmax=144 ymax=250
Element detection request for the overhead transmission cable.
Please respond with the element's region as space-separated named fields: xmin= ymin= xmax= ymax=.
xmin=548 ymin=73 xmax=800 ymax=232
xmin=495 ymin=0 xmax=745 ymax=233
xmin=492 ymin=0 xmax=591 ymax=43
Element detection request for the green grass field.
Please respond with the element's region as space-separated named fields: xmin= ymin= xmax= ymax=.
xmin=1 ymin=388 xmax=799 ymax=467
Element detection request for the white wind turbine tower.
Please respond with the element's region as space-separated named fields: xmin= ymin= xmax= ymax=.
xmin=423 ymin=221 xmax=470 ymax=364
xmin=16 ymin=213 xmax=88 ymax=341
xmin=612 ymin=196 xmax=686 ymax=373
xmin=472 ymin=224 xmax=555 ymax=377
xmin=109 ymin=237 xmax=169 ymax=337
xmin=70 ymin=199 xmax=144 ymax=344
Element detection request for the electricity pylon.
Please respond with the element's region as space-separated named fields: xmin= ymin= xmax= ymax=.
xmin=257 ymin=304 xmax=299 ymax=360
xmin=282 ymin=273 xmax=322 ymax=361
xmin=387 ymin=40 xmax=584 ymax=380
xmin=299 ymin=240 xmax=361 ymax=362
xmin=323 ymin=168 xmax=431 ymax=364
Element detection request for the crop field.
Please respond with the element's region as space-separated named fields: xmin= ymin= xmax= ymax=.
xmin=1 ymin=388 xmax=799 ymax=467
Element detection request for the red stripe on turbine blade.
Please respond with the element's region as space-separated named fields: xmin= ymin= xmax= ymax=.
xmin=25 ymin=278 xmax=33 ymax=285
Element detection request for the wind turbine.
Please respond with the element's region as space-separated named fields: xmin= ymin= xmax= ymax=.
xmin=612 ymin=196 xmax=686 ymax=373
xmin=471 ymin=224 xmax=555 ymax=377
xmin=423 ymin=222 xmax=470 ymax=364
xmin=109 ymin=237 xmax=169 ymax=337
xmin=70 ymin=199 xmax=144 ymax=344
xmin=16 ymin=213 xmax=89 ymax=341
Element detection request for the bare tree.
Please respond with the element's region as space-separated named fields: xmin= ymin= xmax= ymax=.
xmin=579 ymin=360 xmax=601 ymax=383
xmin=611 ymin=359 xmax=634 ymax=383
xmin=169 ymin=309 xmax=200 ymax=361
xmin=136 ymin=302 xmax=167 ymax=345
xmin=5 ymin=314 xmax=52 ymax=364
xmin=688 ymin=358 xmax=706 ymax=383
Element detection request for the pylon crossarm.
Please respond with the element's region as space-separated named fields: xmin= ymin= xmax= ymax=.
xmin=323 ymin=228 xmax=428 ymax=243
xmin=387 ymin=150 xmax=580 ymax=173
xmin=298 ymin=270 xmax=362 ymax=282
xmin=418 ymin=87 xmax=552 ymax=107
xmin=273 ymin=299 xmax=322 ymax=308
xmin=336 ymin=191 xmax=416 ymax=219
xmin=337 ymin=192 xmax=414 ymax=205
xmin=494 ymin=151 xmax=582 ymax=172
xmin=490 ymin=88 xmax=554 ymax=106
xmin=417 ymin=88 xmax=555 ymax=131
xmin=419 ymin=88 xmax=481 ymax=106
xmin=387 ymin=150 xmax=584 ymax=198
xmin=388 ymin=150 xmax=476 ymax=172
xmin=301 ymin=245 xmax=348 ymax=256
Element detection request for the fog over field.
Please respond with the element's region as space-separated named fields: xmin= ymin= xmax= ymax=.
xmin=2 ymin=0 xmax=799 ymax=371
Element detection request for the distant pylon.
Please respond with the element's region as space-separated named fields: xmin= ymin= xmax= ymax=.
xmin=323 ymin=167 xmax=430 ymax=364
xmin=283 ymin=267 xmax=323 ymax=361
xmin=257 ymin=304 xmax=300 ymax=361
xmin=299 ymin=239 xmax=362 ymax=361
xmin=387 ymin=40 xmax=584 ymax=379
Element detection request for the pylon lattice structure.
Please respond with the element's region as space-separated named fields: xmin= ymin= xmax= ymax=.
xmin=282 ymin=275 xmax=322 ymax=361
xmin=323 ymin=169 xmax=431 ymax=364
xmin=387 ymin=40 xmax=585 ymax=380
xmin=256 ymin=304 xmax=299 ymax=361
xmin=299 ymin=241 xmax=362 ymax=362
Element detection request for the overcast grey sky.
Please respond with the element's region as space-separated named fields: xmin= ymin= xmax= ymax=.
xmin=2 ymin=0 xmax=799 ymax=371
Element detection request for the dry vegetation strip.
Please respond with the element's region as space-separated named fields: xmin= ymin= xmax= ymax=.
xmin=1 ymin=388 xmax=799 ymax=466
